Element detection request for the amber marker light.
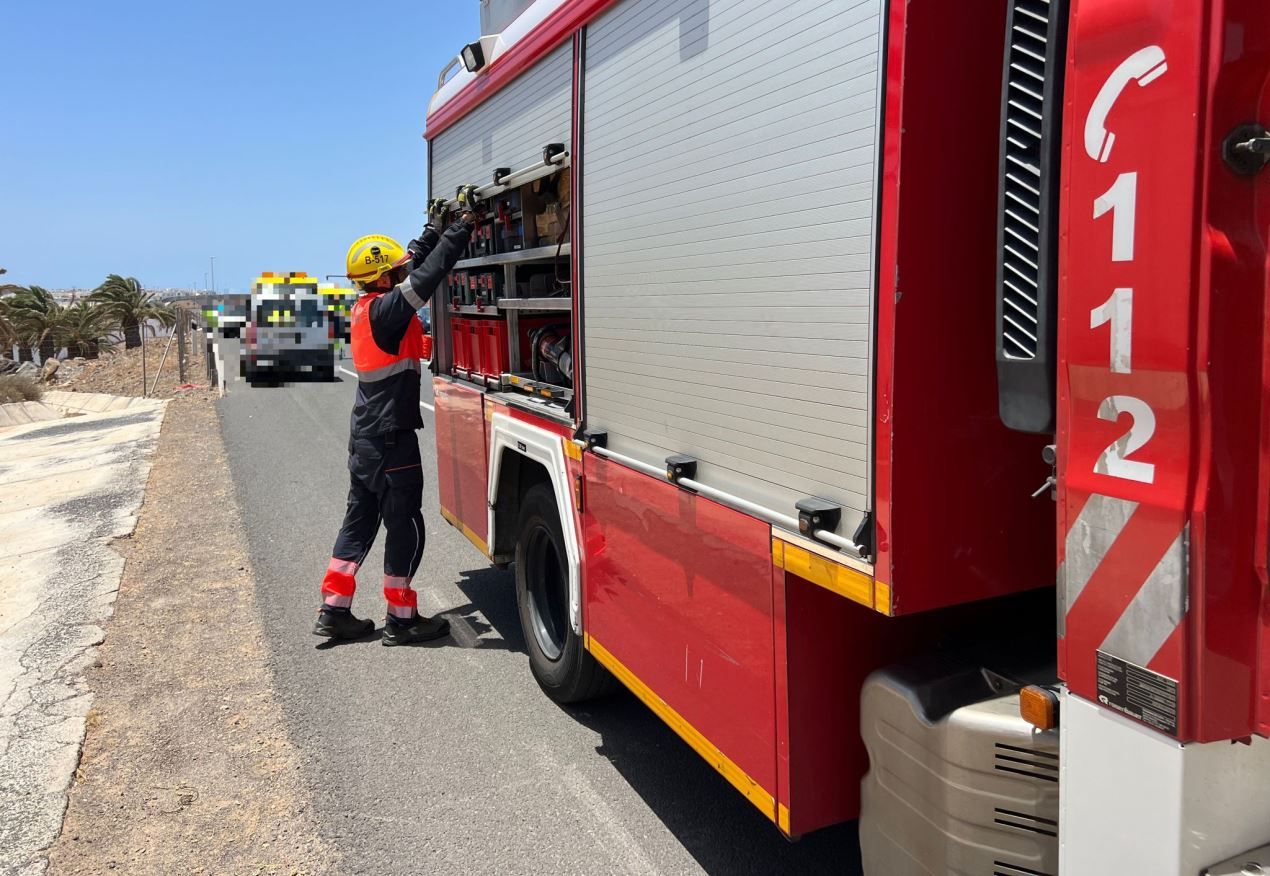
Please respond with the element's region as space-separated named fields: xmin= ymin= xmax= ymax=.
xmin=1019 ymin=685 xmax=1060 ymax=731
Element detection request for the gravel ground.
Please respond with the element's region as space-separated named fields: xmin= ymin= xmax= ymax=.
xmin=46 ymin=398 xmax=335 ymax=875
xmin=56 ymin=338 xmax=217 ymax=400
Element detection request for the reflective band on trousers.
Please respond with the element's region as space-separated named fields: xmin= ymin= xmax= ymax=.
xmin=356 ymin=357 xmax=422 ymax=382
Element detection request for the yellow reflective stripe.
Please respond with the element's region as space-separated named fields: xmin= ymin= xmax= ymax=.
xmin=563 ymin=438 xmax=582 ymax=461
xmin=440 ymin=506 xmax=488 ymax=555
xmin=774 ymin=536 xmax=890 ymax=615
xmin=584 ymin=634 xmax=778 ymax=822
xmin=874 ymin=580 xmax=892 ymax=616
xmin=778 ymin=803 xmax=791 ymax=835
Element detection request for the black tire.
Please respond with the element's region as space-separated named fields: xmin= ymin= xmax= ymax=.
xmin=515 ymin=482 xmax=614 ymax=703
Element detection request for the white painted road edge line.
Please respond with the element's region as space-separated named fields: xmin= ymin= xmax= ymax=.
xmin=337 ymin=365 xmax=434 ymax=411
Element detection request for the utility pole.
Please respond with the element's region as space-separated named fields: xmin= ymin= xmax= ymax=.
xmin=210 ymin=257 xmax=216 ymax=294
xmin=177 ymin=308 xmax=187 ymax=383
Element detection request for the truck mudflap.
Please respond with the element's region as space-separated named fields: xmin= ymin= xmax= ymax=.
xmin=859 ymin=657 xmax=1059 ymax=876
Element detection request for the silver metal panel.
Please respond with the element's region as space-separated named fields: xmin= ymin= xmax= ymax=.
xmin=581 ymin=0 xmax=883 ymax=534
xmin=480 ymin=0 xmax=537 ymax=35
xmin=860 ymin=669 xmax=1059 ymax=876
xmin=430 ymin=43 xmax=571 ymax=202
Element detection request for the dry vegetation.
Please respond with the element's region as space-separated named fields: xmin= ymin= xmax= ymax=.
xmin=0 ymin=374 xmax=42 ymax=403
xmin=60 ymin=337 xmax=217 ymax=400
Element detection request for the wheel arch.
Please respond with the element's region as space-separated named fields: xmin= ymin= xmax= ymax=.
xmin=487 ymin=414 xmax=582 ymax=635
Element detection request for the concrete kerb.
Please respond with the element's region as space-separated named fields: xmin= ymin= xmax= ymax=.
xmin=0 ymin=402 xmax=62 ymax=429
xmin=0 ymin=392 xmax=167 ymax=433
xmin=40 ymin=391 xmax=158 ymax=414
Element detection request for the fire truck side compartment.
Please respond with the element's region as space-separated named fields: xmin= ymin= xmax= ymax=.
xmin=873 ymin=0 xmax=1055 ymax=614
xmin=581 ymin=453 xmax=781 ymax=817
xmin=579 ymin=0 xmax=881 ymax=544
xmin=434 ymin=379 xmax=491 ymax=549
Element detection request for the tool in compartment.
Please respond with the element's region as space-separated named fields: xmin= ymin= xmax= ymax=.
xmin=496 ymin=193 xmax=523 ymax=253
xmin=528 ymin=323 xmax=572 ymax=387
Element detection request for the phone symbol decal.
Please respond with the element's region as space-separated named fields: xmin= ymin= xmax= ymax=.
xmin=1084 ymin=46 xmax=1168 ymax=163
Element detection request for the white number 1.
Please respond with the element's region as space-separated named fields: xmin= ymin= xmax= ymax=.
xmin=1093 ymin=172 xmax=1138 ymax=262
xmin=1090 ymin=288 xmax=1133 ymax=373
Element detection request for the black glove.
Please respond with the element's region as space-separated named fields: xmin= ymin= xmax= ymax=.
xmin=407 ymin=224 xmax=437 ymax=268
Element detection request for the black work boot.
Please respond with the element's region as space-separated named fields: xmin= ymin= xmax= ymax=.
xmin=381 ymin=614 xmax=450 ymax=646
xmin=313 ymin=608 xmax=375 ymax=640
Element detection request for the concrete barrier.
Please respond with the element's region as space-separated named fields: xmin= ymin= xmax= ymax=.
xmin=0 ymin=401 xmax=62 ymax=429
xmin=41 ymin=391 xmax=165 ymax=414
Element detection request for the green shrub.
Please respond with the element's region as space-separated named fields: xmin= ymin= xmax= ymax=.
xmin=0 ymin=375 xmax=42 ymax=404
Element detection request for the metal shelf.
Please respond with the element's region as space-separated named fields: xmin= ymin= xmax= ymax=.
xmin=502 ymin=373 xmax=573 ymax=402
xmin=497 ymin=297 xmax=571 ymax=311
xmin=454 ymin=243 xmax=570 ymax=270
xmin=448 ymin=304 xmax=500 ymax=316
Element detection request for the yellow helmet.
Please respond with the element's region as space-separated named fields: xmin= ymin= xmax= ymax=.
xmin=345 ymin=234 xmax=406 ymax=286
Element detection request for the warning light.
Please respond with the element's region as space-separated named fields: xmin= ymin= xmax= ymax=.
xmin=1019 ymin=685 xmax=1060 ymax=731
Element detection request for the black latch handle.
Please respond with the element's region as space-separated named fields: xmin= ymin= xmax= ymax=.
xmin=1223 ymin=123 xmax=1270 ymax=176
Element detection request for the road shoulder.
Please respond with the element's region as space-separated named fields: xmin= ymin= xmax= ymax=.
xmin=46 ymin=397 xmax=336 ymax=875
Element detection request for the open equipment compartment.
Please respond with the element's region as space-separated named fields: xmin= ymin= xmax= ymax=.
xmin=427 ymin=39 xmax=579 ymax=554
xmin=432 ymin=167 xmax=575 ymax=407
xmin=426 ymin=35 xmax=578 ymax=412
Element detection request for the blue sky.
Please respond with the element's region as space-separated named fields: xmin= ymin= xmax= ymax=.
xmin=0 ymin=1 xmax=476 ymax=292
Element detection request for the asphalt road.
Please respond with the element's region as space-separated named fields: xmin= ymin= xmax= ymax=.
xmin=216 ymin=340 xmax=862 ymax=875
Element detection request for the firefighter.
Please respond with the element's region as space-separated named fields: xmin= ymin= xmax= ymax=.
xmin=315 ymin=210 xmax=476 ymax=645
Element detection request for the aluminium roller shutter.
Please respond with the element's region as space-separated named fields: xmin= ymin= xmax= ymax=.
xmin=429 ymin=42 xmax=573 ymax=202
xmin=581 ymin=0 xmax=885 ymax=538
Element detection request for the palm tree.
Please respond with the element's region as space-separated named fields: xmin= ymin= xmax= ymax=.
xmin=0 ymin=293 xmax=17 ymax=358
xmin=7 ymin=286 xmax=65 ymax=362
xmin=89 ymin=275 xmax=174 ymax=349
xmin=59 ymin=301 xmax=116 ymax=360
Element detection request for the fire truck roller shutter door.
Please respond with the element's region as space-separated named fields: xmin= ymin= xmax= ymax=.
xmin=429 ymin=42 xmax=572 ymax=205
xmin=579 ymin=0 xmax=884 ymax=542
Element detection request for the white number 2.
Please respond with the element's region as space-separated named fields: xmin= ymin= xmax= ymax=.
xmin=1093 ymin=172 xmax=1138 ymax=262
xmin=1089 ymin=288 xmax=1133 ymax=373
xmin=1096 ymin=395 xmax=1156 ymax=483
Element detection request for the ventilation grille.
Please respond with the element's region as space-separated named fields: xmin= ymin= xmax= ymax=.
xmin=995 ymin=0 xmax=1068 ymax=433
xmin=1000 ymin=0 xmax=1056 ymax=359
xmin=993 ymin=743 xmax=1059 ymax=783
xmin=994 ymin=807 xmax=1058 ymax=837
xmin=994 ymin=862 xmax=1055 ymax=876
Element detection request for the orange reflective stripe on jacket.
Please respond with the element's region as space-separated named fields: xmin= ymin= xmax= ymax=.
xmin=350 ymin=293 xmax=425 ymax=382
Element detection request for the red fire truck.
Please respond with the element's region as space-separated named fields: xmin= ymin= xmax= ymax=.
xmin=423 ymin=0 xmax=1270 ymax=872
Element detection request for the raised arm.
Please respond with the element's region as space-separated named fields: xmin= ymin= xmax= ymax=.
xmin=369 ymin=219 xmax=473 ymax=352
xmin=406 ymin=223 xmax=442 ymax=269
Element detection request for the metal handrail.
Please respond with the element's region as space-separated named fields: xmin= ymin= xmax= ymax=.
xmin=441 ymin=151 xmax=570 ymax=210
xmin=436 ymin=56 xmax=462 ymax=90
xmin=590 ymin=444 xmax=665 ymax=480
xmin=589 ymin=445 xmax=865 ymax=559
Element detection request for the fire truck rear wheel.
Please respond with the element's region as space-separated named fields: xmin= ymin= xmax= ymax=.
xmin=515 ymin=483 xmax=613 ymax=704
